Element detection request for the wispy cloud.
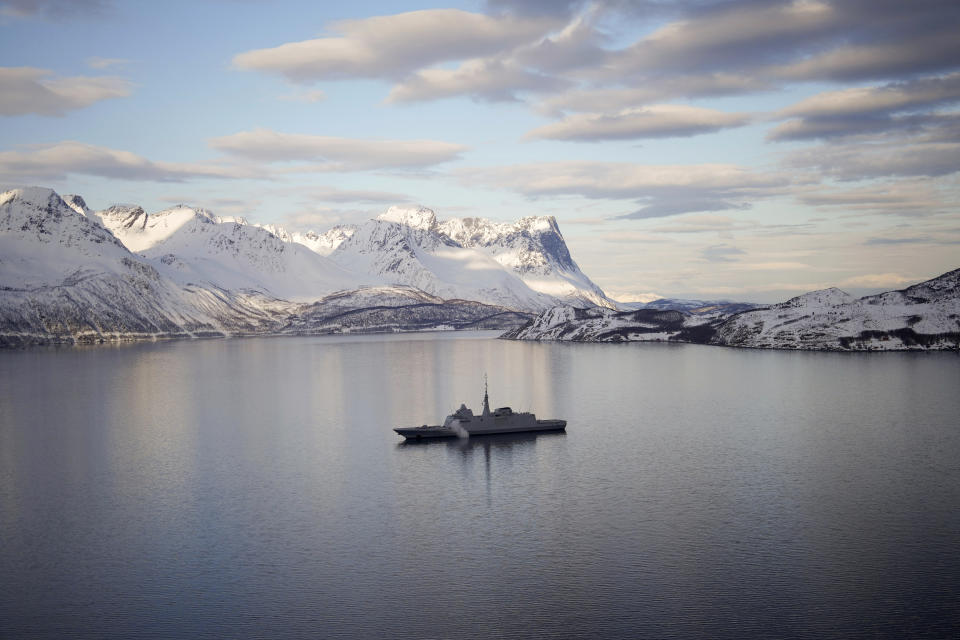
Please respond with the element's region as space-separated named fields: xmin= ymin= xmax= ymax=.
xmin=701 ymin=243 xmax=745 ymax=263
xmin=535 ymin=75 xmax=772 ymax=116
xmin=208 ymin=129 xmax=467 ymax=171
xmin=527 ymin=104 xmax=750 ymax=142
xmin=0 ymin=141 xmax=259 ymax=182
xmin=797 ymin=181 xmax=955 ymax=216
xmin=780 ymin=73 xmax=960 ymax=120
xmin=607 ymin=1 xmax=960 ymax=85
xmin=649 ymin=215 xmax=741 ymax=234
xmin=232 ymin=9 xmax=557 ymax=83
xmin=277 ymin=88 xmax=327 ymax=103
xmin=786 ymin=132 xmax=960 ymax=181
xmin=0 ymin=66 xmax=130 ymax=116
xmin=0 ymin=0 xmax=112 ymax=20
xmin=283 ymin=206 xmax=376 ymax=231
xmin=840 ymin=272 xmax=916 ymax=288
xmin=864 ymin=237 xmax=932 ymax=246
xmin=387 ymin=58 xmax=567 ymax=103
xmin=460 ymin=161 xmax=788 ymax=218
xmin=85 ymin=57 xmax=128 ymax=70
xmin=769 ymin=73 xmax=960 ymax=141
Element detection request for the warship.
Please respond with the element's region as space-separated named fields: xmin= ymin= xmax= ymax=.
xmin=394 ymin=380 xmax=566 ymax=440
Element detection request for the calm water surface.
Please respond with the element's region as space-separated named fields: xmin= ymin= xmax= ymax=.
xmin=1 ymin=333 xmax=959 ymax=639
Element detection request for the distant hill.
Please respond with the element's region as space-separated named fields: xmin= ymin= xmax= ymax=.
xmin=504 ymin=269 xmax=960 ymax=351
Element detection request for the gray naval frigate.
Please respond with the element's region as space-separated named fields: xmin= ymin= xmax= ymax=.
xmin=394 ymin=381 xmax=566 ymax=440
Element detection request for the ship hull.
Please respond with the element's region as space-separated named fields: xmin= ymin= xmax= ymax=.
xmin=393 ymin=426 xmax=457 ymax=439
xmin=465 ymin=419 xmax=566 ymax=436
xmin=394 ymin=419 xmax=566 ymax=440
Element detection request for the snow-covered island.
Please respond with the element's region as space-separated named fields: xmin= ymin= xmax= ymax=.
xmin=503 ymin=269 xmax=960 ymax=351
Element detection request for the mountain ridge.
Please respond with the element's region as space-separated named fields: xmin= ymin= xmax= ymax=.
xmin=0 ymin=187 xmax=562 ymax=346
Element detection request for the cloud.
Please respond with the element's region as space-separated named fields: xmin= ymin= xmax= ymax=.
xmin=839 ymin=272 xmax=916 ymax=288
xmin=387 ymin=10 xmax=603 ymax=103
xmin=786 ymin=136 xmax=960 ymax=181
xmin=511 ymin=9 xmax=608 ymax=73
xmin=648 ymin=214 xmax=740 ymax=234
xmin=305 ymin=186 xmax=411 ymax=204
xmin=779 ymin=73 xmax=960 ymax=120
xmin=701 ymin=243 xmax=745 ymax=263
xmin=0 ymin=0 xmax=111 ymax=19
xmin=604 ymin=1 xmax=960 ymax=88
xmin=605 ymin=290 xmax=663 ymax=303
xmin=277 ymin=88 xmax=327 ymax=103
xmin=158 ymin=195 xmax=262 ymax=217
xmin=771 ymin=27 xmax=960 ymax=83
xmin=0 ymin=66 xmax=131 ymax=116
xmin=625 ymin=199 xmax=751 ymax=220
xmin=208 ymin=129 xmax=467 ymax=171
xmin=387 ymin=58 xmax=567 ymax=103
xmin=864 ymin=237 xmax=932 ymax=246
xmin=769 ymin=73 xmax=960 ymax=141
xmin=535 ymin=74 xmax=771 ymax=115
xmin=797 ymin=181 xmax=954 ymax=215
xmin=461 ymin=161 xmax=784 ymax=199
xmin=86 ymin=57 xmax=128 ymax=70
xmin=527 ymin=104 xmax=750 ymax=141
xmin=283 ymin=206 xmax=374 ymax=231
xmin=486 ymin=0 xmax=726 ymax=21
xmin=232 ymin=9 xmax=557 ymax=83
xmin=461 ymin=160 xmax=787 ymax=218
xmin=609 ymin=1 xmax=840 ymax=77
xmin=768 ymin=114 xmax=901 ymax=141
xmin=0 ymin=141 xmax=258 ymax=182
xmin=484 ymin=0 xmax=584 ymax=18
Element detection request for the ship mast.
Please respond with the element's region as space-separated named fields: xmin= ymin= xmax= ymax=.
xmin=482 ymin=373 xmax=490 ymax=417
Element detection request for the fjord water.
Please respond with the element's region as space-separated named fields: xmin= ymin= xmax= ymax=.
xmin=2 ymin=334 xmax=959 ymax=639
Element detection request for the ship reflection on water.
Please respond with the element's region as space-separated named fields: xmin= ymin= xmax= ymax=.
xmin=398 ymin=431 xmax=567 ymax=505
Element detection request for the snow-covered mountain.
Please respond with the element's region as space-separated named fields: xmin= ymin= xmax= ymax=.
xmin=442 ymin=213 xmax=614 ymax=308
xmin=714 ymin=271 xmax=960 ymax=350
xmin=0 ymin=187 xmax=295 ymax=345
xmin=90 ymin=203 xmax=369 ymax=301
xmin=504 ymin=269 xmax=960 ymax=351
xmin=502 ymin=305 xmax=712 ymax=342
xmin=622 ymin=297 xmax=759 ymax=315
xmin=0 ymin=188 xmax=541 ymax=346
xmin=74 ymin=196 xmax=611 ymax=312
xmin=305 ymin=205 xmax=615 ymax=311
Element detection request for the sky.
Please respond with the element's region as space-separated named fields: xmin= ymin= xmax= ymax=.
xmin=1 ymin=0 xmax=959 ymax=303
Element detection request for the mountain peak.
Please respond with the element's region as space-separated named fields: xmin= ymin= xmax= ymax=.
xmin=783 ymin=287 xmax=855 ymax=308
xmin=377 ymin=205 xmax=437 ymax=230
xmin=1 ymin=186 xmax=62 ymax=210
xmin=62 ymin=194 xmax=92 ymax=217
xmin=517 ymin=215 xmax=559 ymax=233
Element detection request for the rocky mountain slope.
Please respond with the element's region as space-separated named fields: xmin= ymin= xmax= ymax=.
xmin=91 ymin=203 xmax=371 ymax=301
xmin=0 ymin=188 xmax=290 ymax=346
xmin=503 ymin=305 xmax=716 ymax=343
xmin=504 ymin=269 xmax=960 ymax=351
xmin=281 ymin=285 xmax=530 ymax=335
xmin=0 ymin=188 xmax=538 ymax=346
xmin=304 ymin=205 xmax=615 ymax=311
xmin=22 ymin=188 xmax=612 ymax=313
